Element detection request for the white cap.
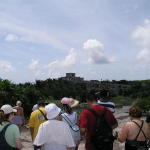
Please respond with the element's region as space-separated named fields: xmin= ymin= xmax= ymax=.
xmin=45 ymin=103 xmax=61 ymax=120
xmin=32 ymin=104 xmax=38 ymax=111
xmin=1 ymin=104 xmax=17 ymax=114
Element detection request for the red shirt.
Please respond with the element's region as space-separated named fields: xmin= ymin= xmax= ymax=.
xmin=79 ymin=105 xmax=117 ymax=150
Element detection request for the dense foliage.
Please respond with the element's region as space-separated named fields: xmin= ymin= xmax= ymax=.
xmin=0 ymin=78 xmax=150 ymax=116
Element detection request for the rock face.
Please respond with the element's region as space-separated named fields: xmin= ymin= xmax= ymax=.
xmin=21 ymin=106 xmax=130 ymax=150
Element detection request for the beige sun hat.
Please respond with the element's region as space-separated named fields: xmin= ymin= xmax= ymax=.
xmin=69 ymin=98 xmax=79 ymax=108
xmin=61 ymin=97 xmax=79 ymax=107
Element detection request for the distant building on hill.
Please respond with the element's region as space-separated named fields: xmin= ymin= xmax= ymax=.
xmin=59 ymin=73 xmax=84 ymax=82
xmin=58 ymin=73 xmax=130 ymax=95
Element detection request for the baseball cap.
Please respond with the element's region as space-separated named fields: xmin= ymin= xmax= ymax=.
xmin=1 ymin=104 xmax=17 ymax=115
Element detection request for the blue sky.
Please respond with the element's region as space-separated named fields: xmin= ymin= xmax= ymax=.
xmin=0 ymin=0 xmax=150 ymax=83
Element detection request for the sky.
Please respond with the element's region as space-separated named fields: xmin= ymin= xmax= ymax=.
xmin=0 ymin=0 xmax=150 ymax=83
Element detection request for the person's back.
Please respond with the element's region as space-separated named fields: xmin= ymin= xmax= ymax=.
xmin=34 ymin=103 xmax=75 ymax=150
xmin=35 ymin=120 xmax=74 ymax=150
xmin=80 ymin=93 xmax=118 ymax=150
xmin=61 ymin=97 xmax=80 ymax=150
xmin=125 ymin=120 xmax=150 ymax=141
xmin=118 ymin=106 xmax=150 ymax=150
xmin=29 ymin=106 xmax=46 ymax=141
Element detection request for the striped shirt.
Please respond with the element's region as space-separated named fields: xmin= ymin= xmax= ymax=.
xmin=97 ymin=99 xmax=115 ymax=113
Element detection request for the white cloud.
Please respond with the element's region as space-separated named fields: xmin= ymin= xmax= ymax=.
xmin=1 ymin=21 xmax=68 ymax=50
xmin=83 ymin=39 xmax=103 ymax=49
xmin=83 ymin=39 xmax=115 ymax=64
xmin=0 ymin=61 xmax=14 ymax=72
xmin=28 ymin=59 xmax=41 ymax=70
xmin=5 ymin=34 xmax=19 ymax=41
xmin=28 ymin=49 xmax=77 ymax=78
xmin=61 ymin=48 xmax=76 ymax=67
xmin=132 ymin=19 xmax=150 ymax=63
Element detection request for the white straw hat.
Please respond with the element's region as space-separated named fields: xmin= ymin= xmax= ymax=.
xmin=45 ymin=103 xmax=61 ymax=120
xmin=1 ymin=104 xmax=17 ymax=114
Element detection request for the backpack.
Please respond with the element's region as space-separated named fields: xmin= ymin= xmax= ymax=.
xmin=88 ymin=108 xmax=115 ymax=150
xmin=0 ymin=123 xmax=19 ymax=150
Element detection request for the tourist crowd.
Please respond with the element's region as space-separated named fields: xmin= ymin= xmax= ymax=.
xmin=0 ymin=89 xmax=150 ymax=150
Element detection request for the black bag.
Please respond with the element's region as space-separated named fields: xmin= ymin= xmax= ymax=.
xmin=88 ymin=108 xmax=115 ymax=150
xmin=0 ymin=123 xmax=19 ymax=150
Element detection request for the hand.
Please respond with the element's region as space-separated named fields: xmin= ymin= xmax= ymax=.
xmin=114 ymin=131 xmax=118 ymax=139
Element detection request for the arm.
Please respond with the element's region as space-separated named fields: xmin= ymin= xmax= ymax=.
xmin=30 ymin=127 xmax=34 ymax=141
xmin=112 ymin=122 xmax=118 ymax=129
xmin=118 ymin=123 xmax=129 ymax=143
xmin=15 ymin=138 xmax=23 ymax=149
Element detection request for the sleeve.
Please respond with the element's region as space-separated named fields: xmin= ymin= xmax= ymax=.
xmin=28 ymin=112 xmax=35 ymax=127
xmin=33 ymin=124 xmax=45 ymax=146
xmin=105 ymin=109 xmax=117 ymax=127
xmin=12 ymin=125 xmax=21 ymax=139
xmin=79 ymin=110 xmax=88 ymax=128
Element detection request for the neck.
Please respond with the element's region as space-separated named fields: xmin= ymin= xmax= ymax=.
xmin=90 ymin=101 xmax=98 ymax=107
xmin=131 ymin=117 xmax=141 ymax=121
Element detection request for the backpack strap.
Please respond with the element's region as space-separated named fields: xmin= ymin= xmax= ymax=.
xmin=61 ymin=113 xmax=74 ymax=127
xmin=0 ymin=123 xmax=12 ymax=137
xmin=132 ymin=121 xmax=147 ymax=140
xmin=38 ymin=109 xmax=47 ymax=120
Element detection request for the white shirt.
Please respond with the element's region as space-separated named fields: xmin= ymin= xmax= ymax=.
xmin=61 ymin=112 xmax=80 ymax=144
xmin=34 ymin=120 xmax=75 ymax=150
xmin=62 ymin=112 xmax=77 ymax=124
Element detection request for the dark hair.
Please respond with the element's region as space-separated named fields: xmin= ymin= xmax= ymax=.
xmin=0 ymin=110 xmax=12 ymax=124
xmin=0 ymin=110 xmax=4 ymax=124
xmin=62 ymin=104 xmax=72 ymax=114
xmin=129 ymin=106 xmax=142 ymax=118
xmin=99 ymin=89 xmax=109 ymax=98
xmin=38 ymin=100 xmax=45 ymax=107
xmin=85 ymin=93 xmax=97 ymax=102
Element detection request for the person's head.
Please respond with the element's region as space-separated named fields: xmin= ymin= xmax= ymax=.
xmin=32 ymin=104 xmax=38 ymax=111
xmin=99 ymin=89 xmax=109 ymax=99
xmin=129 ymin=106 xmax=142 ymax=119
xmin=0 ymin=104 xmax=17 ymax=124
xmin=45 ymin=103 xmax=61 ymax=120
xmin=85 ymin=93 xmax=97 ymax=107
xmin=16 ymin=100 xmax=22 ymax=106
xmin=60 ymin=97 xmax=79 ymax=114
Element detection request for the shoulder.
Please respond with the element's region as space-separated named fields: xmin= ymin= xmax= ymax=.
xmin=8 ymin=123 xmax=19 ymax=131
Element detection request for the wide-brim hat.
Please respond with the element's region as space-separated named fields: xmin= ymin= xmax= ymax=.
xmin=61 ymin=97 xmax=79 ymax=107
xmin=1 ymin=104 xmax=17 ymax=115
xmin=69 ymin=98 xmax=79 ymax=107
xmin=45 ymin=103 xmax=61 ymax=120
